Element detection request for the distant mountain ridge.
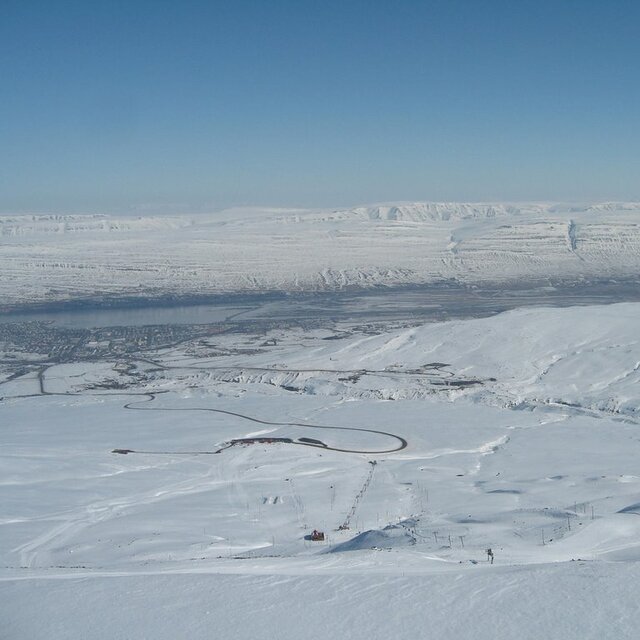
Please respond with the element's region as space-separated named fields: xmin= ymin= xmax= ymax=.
xmin=339 ymin=201 xmax=640 ymax=222
xmin=3 ymin=201 xmax=640 ymax=235
xmin=339 ymin=202 xmax=524 ymax=221
xmin=2 ymin=201 xmax=640 ymax=309
xmin=0 ymin=214 xmax=191 ymax=237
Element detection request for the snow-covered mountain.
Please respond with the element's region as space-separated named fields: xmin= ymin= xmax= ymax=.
xmin=0 ymin=214 xmax=191 ymax=237
xmin=1 ymin=202 xmax=639 ymax=309
xmin=338 ymin=201 xmax=528 ymax=221
xmin=3 ymin=302 xmax=640 ymax=639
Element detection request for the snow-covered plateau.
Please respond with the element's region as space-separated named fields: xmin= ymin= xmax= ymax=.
xmin=2 ymin=301 xmax=640 ymax=638
xmin=2 ymin=201 xmax=640 ymax=309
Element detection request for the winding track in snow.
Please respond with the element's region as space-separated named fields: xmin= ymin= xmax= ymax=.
xmin=3 ymin=365 xmax=408 ymax=455
xmin=119 ymin=393 xmax=408 ymax=455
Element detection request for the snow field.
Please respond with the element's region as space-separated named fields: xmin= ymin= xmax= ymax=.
xmin=2 ymin=202 xmax=640 ymax=308
xmin=2 ymin=301 xmax=640 ymax=638
xmin=3 ymin=561 xmax=639 ymax=639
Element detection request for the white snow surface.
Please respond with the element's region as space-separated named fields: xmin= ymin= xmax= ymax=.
xmin=2 ymin=201 xmax=640 ymax=307
xmin=2 ymin=302 xmax=640 ymax=638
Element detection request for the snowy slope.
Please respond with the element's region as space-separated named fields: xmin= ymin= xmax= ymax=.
xmin=1 ymin=202 xmax=640 ymax=308
xmin=2 ymin=303 xmax=640 ymax=638
xmin=3 ymin=563 xmax=638 ymax=640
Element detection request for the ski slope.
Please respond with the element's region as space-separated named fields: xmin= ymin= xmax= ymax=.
xmin=2 ymin=302 xmax=640 ymax=638
xmin=2 ymin=201 xmax=640 ymax=309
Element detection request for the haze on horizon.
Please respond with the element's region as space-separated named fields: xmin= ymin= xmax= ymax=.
xmin=1 ymin=0 xmax=639 ymax=215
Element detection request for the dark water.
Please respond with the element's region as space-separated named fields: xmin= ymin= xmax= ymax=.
xmin=0 ymin=303 xmax=255 ymax=328
xmin=1 ymin=280 xmax=639 ymax=329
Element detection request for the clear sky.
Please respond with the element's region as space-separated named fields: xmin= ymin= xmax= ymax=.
xmin=1 ymin=0 xmax=639 ymax=213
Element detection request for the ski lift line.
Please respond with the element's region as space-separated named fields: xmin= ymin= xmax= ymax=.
xmin=339 ymin=461 xmax=377 ymax=530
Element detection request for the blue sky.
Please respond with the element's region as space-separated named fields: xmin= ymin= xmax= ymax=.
xmin=1 ymin=0 xmax=639 ymax=213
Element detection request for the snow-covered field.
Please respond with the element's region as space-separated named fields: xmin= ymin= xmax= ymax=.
xmin=2 ymin=201 xmax=640 ymax=309
xmin=2 ymin=302 xmax=640 ymax=638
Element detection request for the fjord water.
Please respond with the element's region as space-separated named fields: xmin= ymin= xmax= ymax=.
xmin=2 ymin=280 xmax=640 ymax=328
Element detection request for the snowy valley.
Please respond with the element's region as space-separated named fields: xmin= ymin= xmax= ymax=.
xmin=2 ymin=290 xmax=640 ymax=638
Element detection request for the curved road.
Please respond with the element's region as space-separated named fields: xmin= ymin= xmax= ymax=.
xmin=10 ymin=363 xmax=409 ymax=455
xmin=121 ymin=393 xmax=408 ymax=455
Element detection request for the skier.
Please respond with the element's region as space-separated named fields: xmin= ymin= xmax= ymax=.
xmin=487 ymin=548 xmax=494 ymax=564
